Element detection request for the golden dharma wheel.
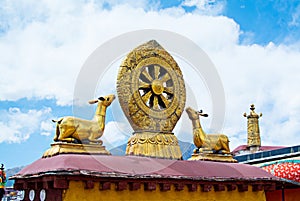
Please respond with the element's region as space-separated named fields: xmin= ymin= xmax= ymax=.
xmin=117 ymin=40 xmax=186 ymax=133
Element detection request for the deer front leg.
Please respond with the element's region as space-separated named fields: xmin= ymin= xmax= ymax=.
xmin=87 ymin=129 xmax=103 ymax=144
xmin=89 ymin=138 xmax=103 ymax=145
xmin=220 ymin=140 xmax=231 ymax=154
xmin=216 ymin=136 xmax=230 ymax=154
xmin=58 ymin=137 xmax=77 ymax=143
xmin=88 ymin=124 xmax=103 ymax=144
xmin=58 ymin=126 xmax=77 ymax=143
xmin=88 ymin=134 xmax=103 ymax=144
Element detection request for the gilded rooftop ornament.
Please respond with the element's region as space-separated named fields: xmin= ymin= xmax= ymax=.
xmin=185 ymin=107 xmax=230 ymax=154
xmin=186 ymin=107 xmax=236 ymax=162
xmin=244 ymin=104 xmax=262 ymax=148
xmin=52 ymin=94 xmax=115 ymax=144
xmin=43 ymin=94 xmax=115 ymax=158
xmin=117 ymin=40 xmax=185 ymax=159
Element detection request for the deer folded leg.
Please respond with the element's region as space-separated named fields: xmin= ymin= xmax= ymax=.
xmin=219 ymin=150 xmax=231 ymax=154
xmin=58 ymin=127 xmax=77 ymax=143
xmin=89 ymin=139 xmax=103 ymax=144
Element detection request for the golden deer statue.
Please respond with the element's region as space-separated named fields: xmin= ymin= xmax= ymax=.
xmin=185 ymin=107 xmax=230 ymax=154
xmin=52 ymin=94 xmax=115 ymax=144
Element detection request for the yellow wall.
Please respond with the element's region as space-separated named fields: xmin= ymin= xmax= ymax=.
xmin=63 ymin=181 xmax=266 ymax=201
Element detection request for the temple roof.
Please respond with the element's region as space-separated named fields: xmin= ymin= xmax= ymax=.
xmin=13 ymin=154 xmax=279 ymax=182
xmin=232 ymin=145 xmax=285 ymax=155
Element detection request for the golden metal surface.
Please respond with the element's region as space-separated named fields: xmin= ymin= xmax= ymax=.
xmin=243 ymin=104 xmax=262 ymax=147
xmin=117 ymin=40 xmax=186 ymax=132
xmin=126 ymin=132 xmax=182 ymax=159
xmin=185 ymin=107 xmax=231 ymax=154
xmin=43 ymin=142 xmax=110 ymax=158
xmin=188 ymin=153 xmax=237 ymax=163
xmin=52 ymin=94 xmax=115 ymax=144
xmin=117 ymin=40 xmax=185 ymax=159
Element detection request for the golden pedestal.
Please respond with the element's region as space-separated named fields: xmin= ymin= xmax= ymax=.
xmin=42 ymin=142 xmax=110 ymax=158
xmin=188 ymin=153 xmax=237 ymax=163
xmin=126 ymin=132 xmax=182 ymax=160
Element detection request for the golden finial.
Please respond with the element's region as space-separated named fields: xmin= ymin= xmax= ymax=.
xmin=244 ymin=104 xmax=262 ymax=149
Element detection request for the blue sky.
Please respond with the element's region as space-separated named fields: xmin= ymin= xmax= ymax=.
xmin=1 ymin=0 xmax=300 ymax=169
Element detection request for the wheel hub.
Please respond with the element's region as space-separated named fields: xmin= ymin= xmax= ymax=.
xmin=151 ymin=80 xmax=164 ymax=95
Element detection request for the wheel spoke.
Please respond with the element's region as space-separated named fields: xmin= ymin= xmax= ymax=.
xmin=139 ymin=80 xmax=151 ymax=89
xmin=163 ymin=87 xmax=174 ymax=95
xmin=148 ymin=66 xmax=155 ymax=79
xmin=159 ymin=94 xmax=170 ymax=108
xmin=154 ymin=65 xmax=160 ymax=79
xmin=160 ymin=73 xmax=170 ymax=83
xmin=142 ymin=90 xmax=152 ymax=103
xmin=141 ymin=69 xmax=153 ymax=82
xmin=138 ymin=65 xmax=174 ymax=110
xmin=153 ymin=96 xmax=159 ymax=110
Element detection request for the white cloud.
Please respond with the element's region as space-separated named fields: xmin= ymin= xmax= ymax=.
xmin=210 ymin=42 xmax=300 ymax=149
xmin=40 ymin=120 xmax=55 ymax=136
xmin=181 ymin=0 xmax=225 ymax=15
xmin=0 ymin=107 xmax=53 ymax=143
xmin=0 ymin=1 xmax=238 ymax=105
xmin=0 ymin=1 xmax=300 ymax=151
xmin=102 ymin=121 xmax=130 ymax=149
xmin=289 ymin=4 xmax=300 ymax=27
